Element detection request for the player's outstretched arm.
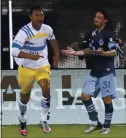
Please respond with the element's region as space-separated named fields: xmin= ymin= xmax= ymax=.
xmin=61 ymin=47 xmax=93 ymax=56
xmin=49 ymin=39 xmax=59 ymax=68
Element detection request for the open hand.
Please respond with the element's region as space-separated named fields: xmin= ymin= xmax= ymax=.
xmin=61 ymin=47 xmax=75 ymax=55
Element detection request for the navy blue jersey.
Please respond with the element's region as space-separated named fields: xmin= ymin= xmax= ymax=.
xmin=89 ymin=29 xmax=117 ymax=77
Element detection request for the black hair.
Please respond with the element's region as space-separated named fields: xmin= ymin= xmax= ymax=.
xmin=95 ymin=9 xmax=108 ymax=20
xmin=29 ymin=6 xmax=42 ymax=15
xmin=95 ymin=9 xmax=113 ymax=31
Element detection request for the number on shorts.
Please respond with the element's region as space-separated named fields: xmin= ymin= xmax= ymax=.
xmin=102 ymin=81 xmax=110 ymax=89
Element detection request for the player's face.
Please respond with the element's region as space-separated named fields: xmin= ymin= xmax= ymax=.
xmin=94 ymin=12 xmax=107 ymax=27
xmin=30 ymin=10 xmax=44 ymax=28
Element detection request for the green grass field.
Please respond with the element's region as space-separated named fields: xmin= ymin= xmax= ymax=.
xmin=2 ymin=124 xmax=126 ymax=138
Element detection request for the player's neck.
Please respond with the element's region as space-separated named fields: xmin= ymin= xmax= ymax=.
xmin=97 ymin=24 xmax=105 ymax=33
xmin=31 ymin=22 xmax=41 ymax=31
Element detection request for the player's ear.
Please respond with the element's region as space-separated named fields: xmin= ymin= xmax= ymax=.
xmin=41 ymin=11 xmax=44 ymax=18
xmin=29 ymin=15 xmax=32 ymax=20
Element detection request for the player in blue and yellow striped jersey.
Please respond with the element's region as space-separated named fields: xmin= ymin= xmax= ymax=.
xmin=12 ymin=6 xmax=59 ymax=136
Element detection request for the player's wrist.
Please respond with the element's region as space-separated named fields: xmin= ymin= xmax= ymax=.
xmin=102 ymin=51 xmax=116 ymax=57
xmin=74 ymin=50 xmax=84 ymax=56
xmin=82 ymin=50 xmax=85 ymax=55
xmin=29 ymin=54 xmax=36 ymax=59
xmin=73 ymin=51 xmax=76 ymax=55
xmin=30 ymin=54 xmax=41 ymax=60
xmin=102 ymin=51 xmax=108 ymax=56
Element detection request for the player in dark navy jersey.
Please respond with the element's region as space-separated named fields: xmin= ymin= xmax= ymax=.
xmin=89 ymin=28 xmax=116 ymax=77
xmin=62 ymin=9 xmax=117 ymax=134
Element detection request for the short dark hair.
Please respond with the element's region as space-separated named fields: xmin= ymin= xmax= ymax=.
xmin=95 ymin=9 xmax=108 ymax=20
xmin=29 ymin=6 xmax=42 ymax=15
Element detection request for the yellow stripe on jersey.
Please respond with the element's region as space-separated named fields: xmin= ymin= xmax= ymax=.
xmin=29 ymin=33 xmax=49 ymax=40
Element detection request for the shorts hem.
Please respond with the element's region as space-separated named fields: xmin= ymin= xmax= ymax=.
xmin=36 ymin=77 xmax=50 ymax=83
xmin=82 ymin=92 xmax=97 ymax=98
xmin=101 ymin=94 xmax=116 ymax=99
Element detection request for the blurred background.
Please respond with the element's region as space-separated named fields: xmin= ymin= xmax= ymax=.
xmin=2 ymin=0 xmax=126 ymax=69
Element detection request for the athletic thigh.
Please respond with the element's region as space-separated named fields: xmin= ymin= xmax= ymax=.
xmin=18 ymin=66 xmax=35 ymax=94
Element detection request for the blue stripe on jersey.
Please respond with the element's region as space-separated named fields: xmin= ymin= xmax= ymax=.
xmin=21 ymin=28 xmax=29 ymax=38
xmin=26 ymin=25 xmax=34 ymax=36
xmin=12 ymin=42 xmax=22 ymax=50
xmin=23 ymin=45 xmax=46 ymax=51
xmin=22 ymin=27 xmax=30 ymax=38
xmin=23 ymin=26 xmax=32 ymax=37
xmin=108 ymin=42 xmax=116 ymax=50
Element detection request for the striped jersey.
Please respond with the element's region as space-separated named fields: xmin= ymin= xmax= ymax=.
xmin=12 ymin=22 xmax=55 ymax=69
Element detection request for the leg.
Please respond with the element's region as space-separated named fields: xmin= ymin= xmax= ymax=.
xmin=99 ymin=73 xmax=116 ymax=134
xmin=18 ymin=93 xmax=30 ymax=136
xmin=20 ymin=93 xmax=30 ymax=104
xmin=103 ymin=96 xmax=113 ymax=128
xmin=19 ymin=93 xmax=30 ymax=122
xmin=81 ymin=93 xmax=99 ymax=125
xmin=81 ymin=74 xmax=102 ymax=133
xmin=18 ymin=66 xmax=35 ymax=136
xmin=35 ymin=65 xmax=51 ymax=133
xmin=38 ymin=78 xmax=50 ymax=99
xmin=38 ymin=79 xmax=50 ymax=122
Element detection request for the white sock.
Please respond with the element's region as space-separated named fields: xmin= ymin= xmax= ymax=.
xmin=18 ymin=100 xmax=27 ymax=122
xmin=40 ymin=96 xmax=50 ymax=121
xmin=92 ymin=121 xmax=98 ymax=126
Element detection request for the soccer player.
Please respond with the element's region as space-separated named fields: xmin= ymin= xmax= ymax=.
xmin=12 ymin=6 xmax=59 ymax=136
xmin=62 ymin=9 xmax=117 ymax=134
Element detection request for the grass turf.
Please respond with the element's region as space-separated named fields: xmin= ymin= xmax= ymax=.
xmin=2 ymin=124 xmax=126 ymax=138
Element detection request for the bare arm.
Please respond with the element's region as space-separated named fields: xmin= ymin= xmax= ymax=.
xmin=102 ymin=50 xmax=116 ymax=57
xmin=18 ymin=51 xmax=42 ymax=60
xmin=12 ymin=46 xmax=43 ymax=60
xmin=49 ymin=39 xmax=59 ymax=67
xmin=75 ymin=49 xmax=116 ymax=57
xmin=93 ymin=49 xmax=116 ymax=57
xmin=74 ymin=48 xmax=93 ymax=56
xmin=61 ymin=47 xmax=93 ymax=56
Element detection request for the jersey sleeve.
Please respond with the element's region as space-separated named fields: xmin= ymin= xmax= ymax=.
xmin=47 ymin=27 xmax=55 ymax=40
xmin=12 ymin=29 xmax=28 ymax=57
xmin=108 ymin=32 xmax=117 ymax=50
